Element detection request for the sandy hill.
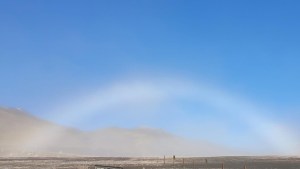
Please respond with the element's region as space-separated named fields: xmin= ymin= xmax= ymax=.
xmin=0 ymin=107 xmax=233 ymax=157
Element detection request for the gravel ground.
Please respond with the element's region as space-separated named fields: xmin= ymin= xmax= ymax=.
xmin=0 ymin=157 xmax=299 ymax=169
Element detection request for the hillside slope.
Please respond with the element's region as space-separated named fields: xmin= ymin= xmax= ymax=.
xmin=0 ymin=107 xmax=234 ymax=157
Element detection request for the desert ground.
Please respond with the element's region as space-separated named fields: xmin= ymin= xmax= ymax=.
xmin=0 ymin=156 xmax=299 ymax=169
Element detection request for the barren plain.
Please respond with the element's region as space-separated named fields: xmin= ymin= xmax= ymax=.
xmin=0 ymin=156 xmax=299 ymax=169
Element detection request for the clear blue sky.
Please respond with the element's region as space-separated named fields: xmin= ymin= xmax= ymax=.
xmin=1 ymin=0 xmax=300 ymax=154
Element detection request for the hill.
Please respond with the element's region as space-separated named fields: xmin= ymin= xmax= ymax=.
xmin=0 ymin=107 xmax=233 ymax=157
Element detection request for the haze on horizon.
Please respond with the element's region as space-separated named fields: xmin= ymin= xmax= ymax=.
xmin=1 ymin=0 xmax=300 ymax=157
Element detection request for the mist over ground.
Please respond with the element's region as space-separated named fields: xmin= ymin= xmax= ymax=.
xmin=0 ymin=107 xmax=236 ymax=157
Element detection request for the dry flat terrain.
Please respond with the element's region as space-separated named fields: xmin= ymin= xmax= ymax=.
xmin=0 ymin=157 xmax=299 ymax=169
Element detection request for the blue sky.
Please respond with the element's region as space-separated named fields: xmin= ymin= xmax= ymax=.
xmin=1 ymin=0 xmax=300 ymax=155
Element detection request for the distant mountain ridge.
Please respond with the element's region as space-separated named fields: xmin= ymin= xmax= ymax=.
xmin=0 ymin=107 xmax=234 ymax=157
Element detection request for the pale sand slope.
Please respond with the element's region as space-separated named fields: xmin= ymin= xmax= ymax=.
xmin=0 ymin=107 xmax=236 ymax=157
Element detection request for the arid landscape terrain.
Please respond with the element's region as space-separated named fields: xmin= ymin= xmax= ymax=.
xmin=0 ymin=157 xmax=299 ymax=169
xmin=1 ymin=105 xmax=300 ymax=169
xmin=0 ymin=107 xmax=235 ymax=157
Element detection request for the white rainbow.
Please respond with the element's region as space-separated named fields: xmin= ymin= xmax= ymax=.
xmin=22 ymin=77 xmax=300 ymax=156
